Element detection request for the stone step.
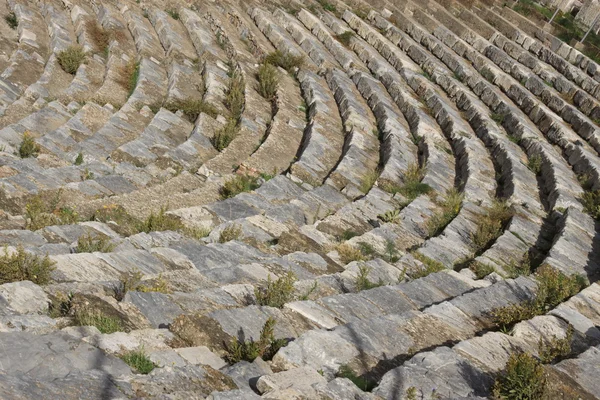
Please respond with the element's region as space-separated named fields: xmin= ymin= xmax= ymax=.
xmin=148 ymin=7 xmax=197 ymax=60
xmin=121 ymin=5 xmax=165 ymax=62
xmin=272 ymin=275 xmax=536 ymax=378
xmin=324 ymin=68 xmax=380 ymax=194
xmin=373 ymin=281 xmax=600 ymax=398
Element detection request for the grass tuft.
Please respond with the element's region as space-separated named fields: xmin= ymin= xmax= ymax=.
xmin=19 ymin=131 xmax=40 ymax=158
xmin=426 ymin=188 xmax=463 ymax=237
xmin=4 ymin=12 xmax=17 ymax=29
xmin=74 ymin=308 xmax=124 ymax=334
xmin=355 ymin=263 xmax=384 ymax=291
xmin=219 ymin=224 xmax=242 ymax=243
xmin=225 ymin=317 xmax=287 ymax=363
xmin=335 ymin=31 xmax=355 ymax=47
xmin=337 ymin=243 xmax=365 ymax=264
xmin=57 ymin=45 xmax=86 ymax=75
xmin=165 ymin=99 xmax=218 ymax=121
xmin=120 ymin=349 xmax=156 ymax=374
xmin=76 ymin=233 xmax=115 ymax=253
xmin=255 ymin=272 xmax=296 ymax=308
xmin=257 ymin=62 xmax=279 ymax=100
xmin=265 ymin=50 xmax=304 ymax=73
xmin=493 ymin=352 xmax=546 ymax=399
xmin=0 ymin=245 xmax=55 ymax=285
xmin=138 ymin=206 xmax=183 ymax=233
xmin=220 ymin=174 xmax=260 ymax=199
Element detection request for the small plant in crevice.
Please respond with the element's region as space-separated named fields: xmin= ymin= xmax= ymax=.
xmin=355 ymin=263 xmax=384 ymax=291
xmin=226 ymin=67 xmax=245 ymax=120
xmin=426 ymin=188 xmax=463 ymax=237
xmin=490 ymin=112 xmax=506 ymax=125
xmin=19 ymin=131 xmax=40 ymax=158
xmin=265 ymin=50 xmax=304 ymax=73
xmin=337 ymin=243 xmax=366 ymax=264
xmin=57 ymin=45 xmax=86 ymax=75
xmin=492 ymin=352 xmax=546 ymax=400
xmin=4 ymin=12 xmax=17 ymax=29
xmin=538 ymin=324 xmax=573 ymax=364
xmin=165 ymin=99 xmax=219 ymax=121
xmin=25 ymin=190 xmax=79 ymax=231
xmin=378 ymin=208 xmax=400 ymax=224
xmin=257 ymin=62 xmax=279 ymax=101
xmin=469 ymin=260 xmax=495 ymax=279
xmin=138 ymin=206 xmax=183 ymax=233
xmin=74 ymin=152 xmax=84 ymax=165
xmin=317 ymin=0 xmax=337 ymax=12
xmin=503 ymin=253 xmax=532 ymax=279
xmin=528 ymin=153 xmax=543 ymax=175
xmin=165 ymin=7 xmax=179 ymax=20
xmin=335 ymin=31 xmax=355 ymax=47
xmin=116 ymin=60 xmax=139 ymax=97
xmin=336 ymin=364 xmax=376 ymax=392
xmin=220 ymin=174 xmax=260 ymax=199
xmin=76 ymin=233 xmax=115 ymax=253
xmin=86 ymin=20 xmax=110 ymax=55
xmin=581 ymin=189 xmax=600 ymax=219
xmin=219 ymin=224 xmax=242 ymax=243
xmin=359 ymin=170 xmax=379 ymax=194
xmin=254 ymin=271 xmax=296 ymax=308
xmin=120 ymin=348 xmax=156 ymax=374
xmin=491 ymin=265 xmax=586 ymax=332
xmin=211 ymin=118 xmax=238 ymax=151
xmin=225 ymin=317 xmax=287 ymax=363
xmin=0 ymin=245 xmax=55 ymax=285
xmin=73 ymin=308 xmax=125 ymax=334
xmin=411 ymin=252 xmax=445 ymax=279
xmin=471 ymin=200 xmax=514 ymax=254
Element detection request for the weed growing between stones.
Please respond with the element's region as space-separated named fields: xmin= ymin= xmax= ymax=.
xmin=165 ymin=99 xmax=219 ymax=121
xmin=25 ymin=191 xmax=79 ymax=230
xmin=335 ymin=31 xmax=355 ymax=47
xmin=220 ymin=174 xmax=260 ymax=199
xmin=225 ymin=317 xmax=287 ymax=363
xmin=138 ymin=206 xmax=183 ymax=233
xmin=411 ymin=252 xmax=445 ymax=278
xmin=86 ymin=20 xmax=110 ymax=55
xmin=337 ymin=243 xmax=366 ymax=264
xmin=57 ymin=45 xmax=86 ymax=74
xmin=538 ymin=324 xmax=573 ymax=364
xmin=471 ymin=200 xmax=514 ymax=254
xmin=355 ymin=264 xmax=384 ymax=291
xmin=528 ymin=153 xmax=543 ymax=175
xmin=336 ymin=365 xmax=376 ymax=391
xmin=581 ymin=189 xmax=600 ymax=219
xmin=219 ymin=224 xmax=242 ymax=243
xmin=117 ymin=60 xmax=140 ymax=97
xmin=4 ymin=12 xmax=17 ymax=29
xmin=493 ymin=352 xmax=546 ymax=399
xmin=74 ymin=308 xmax=125 ymax=334
xmin=0 ymin=245 xmax=54 ymax=285
xmin=491 ymin=265 xmax=586 ymax=332
xmin=359 ymin=169 xmax=379 ymax=193
xmin=120 ymin=349 xmax=156 ymax=374
xmin=19 ymin=131 xmax=40 ymax=158
xmin=257 ymin=62 xmax=279 ymax=100
xmin=76 ymin=233 xmax=115 ymax=253
xmin=255 ymin=271 xmax=296 ymax=308
xmin=469 ymin=260 xmax=495 ymax=279
xmin=426 ymin=188 xmax=463 ymax=237
xmin=74 ymin=152 xmax=84 ymax=165
xmin=265 ymin=50 xmax=304 ymax=72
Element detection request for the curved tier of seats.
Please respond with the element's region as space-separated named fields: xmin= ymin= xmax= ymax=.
xmin=0 ymin=0 xmax=599 ymax=399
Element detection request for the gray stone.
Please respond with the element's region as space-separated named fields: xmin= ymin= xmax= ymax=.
xmin=0 ymin=281 xmax=49 ymax=314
